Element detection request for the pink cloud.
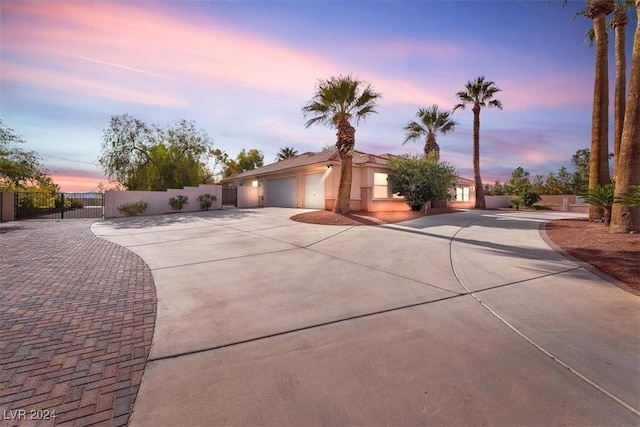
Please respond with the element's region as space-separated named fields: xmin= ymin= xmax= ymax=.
xmin=49 ymin=168 xmax=108 ymax=193
xmin=1 ymin=1 xmax=450 ymax=109
xmin=498 ymin=73 xmax=592 ymax=110
xmin=2 ymin=62 xmax=183 ymax=107
xmin=372 ymin=39 xmax=466 ymax=59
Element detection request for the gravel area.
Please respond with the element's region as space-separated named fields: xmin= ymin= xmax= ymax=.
xmin=545 ymin=219 xmax=640 ymax=292
xmin=290 ymin=208 xmax=463 ymax=226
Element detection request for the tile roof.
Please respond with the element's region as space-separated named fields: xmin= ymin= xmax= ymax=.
xmin=220 ymin=149 xmax=391 ymax=183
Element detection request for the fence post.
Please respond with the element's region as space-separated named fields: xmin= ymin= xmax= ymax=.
xmin=61 ymin=193 xmax=65 ymax=219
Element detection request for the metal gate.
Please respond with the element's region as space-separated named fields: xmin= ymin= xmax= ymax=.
xmin=15 ymin=192 xmax=104 ymax=220
xmin=222 ymin=186 xmax=237 ymax=206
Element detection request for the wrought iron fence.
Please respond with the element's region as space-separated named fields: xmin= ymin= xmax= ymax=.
xmin=222 ymin=186 xmax=237 ymax=206
xmin=15 ymin=192 xmax=104 ymax=220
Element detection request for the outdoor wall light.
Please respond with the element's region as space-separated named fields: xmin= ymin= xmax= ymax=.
xmin=327 ymin=164 xmax=332 ymax=169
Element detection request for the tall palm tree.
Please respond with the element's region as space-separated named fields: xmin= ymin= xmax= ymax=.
xmin=453 ymin=76 xmax=503 ymax=209
xmin=611 ymin=0 xmax=640 ymax=233
xmin=585 ymin=0 xmax=616 ymax=220
xmin=275 ymin=146 xmax=298 ymax=161
xmin=611 ymin=2 xmax=629 ymax=177
xmin=403 ymin=105 xmax=457 ymax=161
xmin=302 ymin=75 xmax=381 ymax=214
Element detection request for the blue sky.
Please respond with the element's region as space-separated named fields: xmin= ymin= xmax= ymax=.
xmin=0 ymin=0 xmax=634 ymax=191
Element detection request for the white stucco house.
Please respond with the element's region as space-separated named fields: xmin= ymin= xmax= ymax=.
xmin=219 ymin=149 xmax=476 ymax=211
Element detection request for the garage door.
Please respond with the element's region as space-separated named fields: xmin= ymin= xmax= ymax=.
xmin=266 ymin=177 xmax=297 ymax=207
xmin=304 ymin=173 xmax=325 ymax=209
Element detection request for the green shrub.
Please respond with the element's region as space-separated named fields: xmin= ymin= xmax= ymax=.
xmin=20 ymin=193 xmax=54 ymax=209
xmin=117 ymin=200 xmax=148 ymax=216
xmin=582 ymin=183 xmax=615 ymax=224
xmin=55 ymin=197 xmax=84 ymax=209
xmin=387 ymin=154 xmax=457 ymax=212
xmin=530 ymin=204 xmax=552 ymax=210
xmin=68 ymin=198 xmax=84 ymax=209
xmin=510 ymin=198 xmax=522 ymax=211
xmin=168 ymin=195 xmax=189 ymax=211
xmin=197 ymin=193 xmax=217 ymax=211
xmin=520 ymin=190 xmax=540 ymax=207
xmin=54 ymin=196 xmax=65 ymax=209
xmin=616 ymin=185 xmax=640 ymax=207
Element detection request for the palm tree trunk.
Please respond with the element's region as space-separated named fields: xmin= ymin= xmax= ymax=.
xmin=335 ymin=155 xmax=353 ymax=214
xmin=472 ymin=104 xmax=486 ymax=209
xmin=589 ymin=11 xmax=612 ymax=220
xmin=424 ymin=134 xmax=440 ymax=161
xmin=612 ymin=6 xmax=627 ymax=176
xmin=334 ymin=117 xmax=356 ymax=214
xmin=611 ymin=0 xmax=640 ymax=233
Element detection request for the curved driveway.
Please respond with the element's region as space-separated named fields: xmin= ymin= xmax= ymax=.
xmin=92 ymin=208 xmax=639 ymax=426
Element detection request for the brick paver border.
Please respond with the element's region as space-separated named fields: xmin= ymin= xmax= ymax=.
xmin=0 ymin=220 xmax=156 ymax=426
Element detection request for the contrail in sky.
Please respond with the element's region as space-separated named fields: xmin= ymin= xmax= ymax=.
xmin=52 ymin=50 xmax=166 ymax=79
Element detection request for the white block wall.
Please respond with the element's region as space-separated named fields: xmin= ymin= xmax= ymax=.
xmin=105 ymin=185 xmax=223 ymax=218
xmin=237 ymin=186 xmax=260 ymax=208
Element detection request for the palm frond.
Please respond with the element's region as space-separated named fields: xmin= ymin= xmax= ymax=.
xmin=582 ymin=183 xmax=615 ymax=208
xmin=615 ymin=185 xmax=640 ymax=206
xmin=455 ymin=76 xmax=502 ymax=108
xmin=303 ymin=115 xmax=328 ymax=129
xmin=403 ymin=105 xmax=456 ymax=147
xmin=356 ymin=105 xmax=378 ymax=121
xmin=301 ymin=74 xmax=381 ymax=130
xmin=488 ymin=99 xmax=503 ymax=110
xmin=403 ymin=121 xmax=426 ymax=144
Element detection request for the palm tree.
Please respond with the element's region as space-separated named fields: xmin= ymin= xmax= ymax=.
xmin=585 ymin=0 xmax=615 ymax=220
xmin=302 ymin=75 xmax=381 ymax=214
xmin=275 ymin=146 xmax=298 ymax=161
xmin=611 ymin=0 xmax=640 ymax=233
xmin=611 ymin=2 xmax=629 ymax=177
xmin=403 ymin=105 xmax=457 ymax=161
xmin=453 ymin=76 xmax=503 ymax=209
xmin=584 ymin=183 xmax=616 ymax=225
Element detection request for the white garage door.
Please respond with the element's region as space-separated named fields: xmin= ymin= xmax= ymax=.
xmin=304 ymin=173 xmax=325 ymax=209
xmin=266 ymin=177 xmax=297 ymax=207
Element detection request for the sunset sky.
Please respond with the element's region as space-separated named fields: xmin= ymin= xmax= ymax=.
xmin=1 ymin=1 xmax=634 ymax=192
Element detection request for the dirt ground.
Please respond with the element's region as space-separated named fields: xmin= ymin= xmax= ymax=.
xmin=290 ymin=207 xmax=461 ymax=226
xmin=545 ymin=219 xmax=639 ymax=291
xmin=291 ymin=209 xmax=639 ymax=291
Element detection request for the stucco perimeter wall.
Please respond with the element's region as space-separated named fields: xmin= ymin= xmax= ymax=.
xmin=485 ymin=194 xmax=590 ymax=212
xmin=359 ymin=187 xmax=410 ymax=212
xmin=105 ymin=185 xmax=222 ymax=218
xmin=237 ymin=186 xmax=260 ymax=208
xmin=485 ymin=195 xmax=514 ymax=209
xmin=539 ymin=195 xmax=579 ymax=206
xmin=0 ymin=192 xmax=15 ymax=222
xmin=447 ymin=201 xmax=474 ymax=209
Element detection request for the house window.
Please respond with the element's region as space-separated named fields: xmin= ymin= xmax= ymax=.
xmin=456 ymin=186 xmax=470 ymax=202
xmin=373 ymin=173 xmax=390 ymax=198
xmin=373 ymin=173 xmax=403 ymax=199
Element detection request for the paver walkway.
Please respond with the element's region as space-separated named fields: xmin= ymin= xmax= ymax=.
xmin=0 ymin=220 xmax=156 ymax=426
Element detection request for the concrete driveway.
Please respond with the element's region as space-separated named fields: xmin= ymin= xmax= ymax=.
xmin=92 ymin=208 xmax=640 ymax=426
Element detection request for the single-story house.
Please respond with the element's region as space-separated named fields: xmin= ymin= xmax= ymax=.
xmin=219 ymin=149 xmax=476 ymax=211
